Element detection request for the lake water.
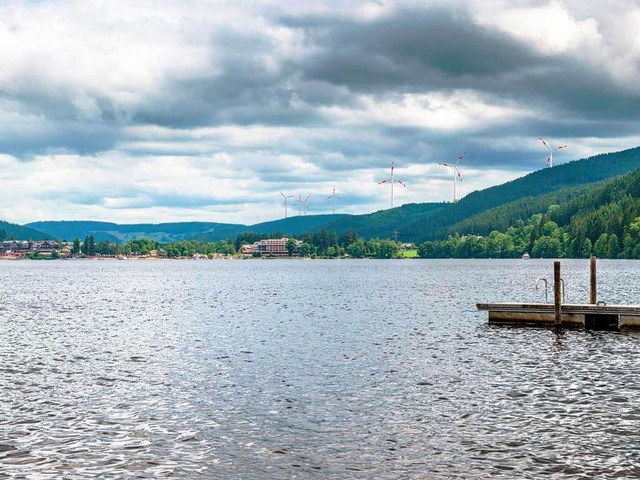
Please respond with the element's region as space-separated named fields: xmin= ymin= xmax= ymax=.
xmin=1 ymin=259 xmax=640 ymax=478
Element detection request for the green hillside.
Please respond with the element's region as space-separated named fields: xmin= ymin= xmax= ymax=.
xmin=27 ymin=216 xmax=351 ymax=244
xmin=191 ymin=205 xmax=446 ymax=242
xmin=319 ymin=202 xmax=445 ymax=240
xmin=556 ymin=167 xmax=640 ymax=256
xmin=248 ymin=213 xmax=350 ymax=234
xmin=401 ymin=147 xmax=640 ymax=243
xmin=418 ymin=166 xmax=640 ymax=259
xmin=448 ymin=183 xmax=600 ymax=236
xmin=0 ymin=220 xmax=49 ymax=241
xmin=192 ymin=214 xmax=351 ymax=242
xmin=26 ymin=221 xmax=121 ymax=242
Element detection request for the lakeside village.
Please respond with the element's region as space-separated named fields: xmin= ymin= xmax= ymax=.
xmin=0 ymin=231 xmax=415 ymax=260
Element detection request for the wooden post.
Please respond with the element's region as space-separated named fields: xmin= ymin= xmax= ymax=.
xmin=590 ymin=256 xmax=597 ymax=305
xmin=554 ymin=261 xmax=561 ymax=326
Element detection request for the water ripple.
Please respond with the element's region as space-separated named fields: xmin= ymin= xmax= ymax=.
xmin=0 ymin=259 xmax=639 ymax=478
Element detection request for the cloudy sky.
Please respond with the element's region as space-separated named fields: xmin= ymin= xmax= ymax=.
xmin=1 ymin=0 xmax=640 ymax=225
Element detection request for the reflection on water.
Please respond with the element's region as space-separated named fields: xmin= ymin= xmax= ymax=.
xmin=1 ymin=259 xmax=639 ymax=478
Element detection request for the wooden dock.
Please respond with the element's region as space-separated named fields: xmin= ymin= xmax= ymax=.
xmin=477 ymin=257 xmax=640 ymax=330
xmin=477 ymin=302 xmax=640 ymax=330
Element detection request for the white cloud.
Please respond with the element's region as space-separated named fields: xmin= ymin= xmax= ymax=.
xmin=474 ymin=2 xmax=603 ymax=56
xmin=323 ymin=91 xmax=532 ymax=131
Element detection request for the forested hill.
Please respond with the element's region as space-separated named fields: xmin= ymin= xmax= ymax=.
xmin=555 ymin=166 xmax=640 ymax=249
xmin=191 ymin=203 xmax=446 ymax=242
xmin=318 ymin=202 xmax=445 ymax=240
xmin=27 ymin=217 xmax=351 ymax=244
xmin=0 ymin=220 xmax=49 ymax=241
xmin=207 ymin=213 xmax=351 ymax=239
xmin=418 ymin=165 xmax=640 ymax=259
xmin=400 ymin=147 xmax=640 ymax=243
xmin=448 ymin=183 xmax=599 ymax=237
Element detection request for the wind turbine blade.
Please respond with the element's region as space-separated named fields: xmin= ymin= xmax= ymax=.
xmin=439 ymin=163 xmax=452 ymax=167
xmin=378 ymin=179 xmax=388 ymax=184
xmin=539 ymin=137 xmax=551 ymax=151
xmin=397 ymin=180 xmax=407 ymax=186
xmin=557 ymin=145 xmax=567 ymax=149
xmin=457 ymin=152 xmax=465 ymax=164
xmin=547 ymin=156 xmax=551 ymax=166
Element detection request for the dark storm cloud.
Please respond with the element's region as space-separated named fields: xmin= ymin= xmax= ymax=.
xmin=126 ymin=4 xmax=640 ymax=139
xmin=132 ymin=76 xmax=322 ymax=129
xmin=287 ymin=6 xmax=640 ymax=124
xmin=0 ymin=81 xmax=127 ymax=157
xmin=288 ymin=7 xmax=544 ymax=90
xmin=0 ymin=118 xmax=119 ymax=158
xmin=131 ymin=24 xmax=334 ymax=130
xmin=115 ymin=1 xmax=640 ymax=167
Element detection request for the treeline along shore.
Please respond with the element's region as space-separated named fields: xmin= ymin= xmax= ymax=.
xmin=0 ymin=229 xmax=412 ymax=260
xmin=5 ymin=208 xmax=640 ymax=261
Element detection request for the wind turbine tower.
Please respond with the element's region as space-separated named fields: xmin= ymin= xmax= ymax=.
xmin=378 ymin=161 xmax=406 ymax=208
xmin=539 ymin=137 xmax=567 ymax=167
xmin=297 ymin=194 xmax=310 ymax=216
xmin=326 ymin=186 xmax=340 ymax=214
xmin=439 ymin=152 xmax=465 ymax=203
xmin=296 ymin=194 xmax=303 ymax=216
xmin=280 ymin=192 xmax=294 ymax=219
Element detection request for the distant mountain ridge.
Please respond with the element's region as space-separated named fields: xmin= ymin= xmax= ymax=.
xmin=26 ymin=216 xmax=358 ymax=244
xmin=25 ymin=220 xmax=246 ymax=243
xmin=0 ymin=220 xmax=49 ymax=241
xmin=23 ymin=146 xmax=640 ymax=244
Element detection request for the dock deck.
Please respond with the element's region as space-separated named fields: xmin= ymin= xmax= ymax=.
xmin=477 ymin=302 xmax=640 ymax=329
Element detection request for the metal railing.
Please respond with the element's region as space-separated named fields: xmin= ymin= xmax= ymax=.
xmin=536 ymin=277 xmax=565 ymax=303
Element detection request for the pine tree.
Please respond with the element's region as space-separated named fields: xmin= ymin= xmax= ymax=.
xmin=81 ymin=236 xmax=89 ymax=255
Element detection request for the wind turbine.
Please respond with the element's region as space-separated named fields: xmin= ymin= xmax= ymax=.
xmin=378 ymin=161 xmax=406 ymax=208
xmin=439 ymin=152 xmax=465 ymax=203
xmin=280 ymin=192 xmax=294 ymax=218
xmin=539 ymin=137 xmax=567 ymax=168
xmin=326 ymin=186 xmax=340 ymax=214
xmin=297 ymin=194 xmax=310 ymax=216
xmin=296 ymin=194 xmax=303 ymax=216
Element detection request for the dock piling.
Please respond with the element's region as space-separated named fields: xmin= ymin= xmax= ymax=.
xmin=554 ymin=261 xmax=561 ymax=326
xmin=478 ymin=256 xmax=637 ymax=329
xmin=590 ymin=256 xmax=597 ymax=305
